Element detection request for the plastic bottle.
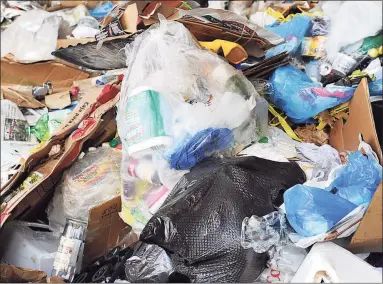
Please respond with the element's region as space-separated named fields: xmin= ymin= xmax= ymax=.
xmin=51 ymin=219 xmax=86 ymax=282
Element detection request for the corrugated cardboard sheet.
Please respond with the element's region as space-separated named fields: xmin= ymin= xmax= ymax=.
xmin=330 ymin=78 xmax=382 ymax=253
xmin=1 ymin=57 xmax=89 ymax=88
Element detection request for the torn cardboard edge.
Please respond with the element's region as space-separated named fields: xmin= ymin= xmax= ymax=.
xmin=83 ymin=196 xmax=136 ymax=265
xmin=1 ymin=57 xmax=89 ymax=88
xmin=329 ymin=78 xmax=382 ymax=253
xmin=0 ymin=264 xmax=65 ymax=283
xmin=97 ymin=3 xmax=138 ymax=41
xmin=1 ymin=82 xmax=121 ymax=197
xmin=0 ymin=93 xmax=120 ymax=226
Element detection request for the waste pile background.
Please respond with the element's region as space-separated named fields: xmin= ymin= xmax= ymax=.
xmin=0 ymin=0 xmax=382 ymax=283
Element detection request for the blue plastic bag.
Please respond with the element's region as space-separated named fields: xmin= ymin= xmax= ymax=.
xmin=329 ymin=151 xmax=382 ymax=206
xmin=270 ymin=65 xmax=355 ymax=123
xmin=265 ymin=15 xmax=311 ymax=58
xmin=166 ymin=128 xmax=234 ymax=170
xmin=89 ymin=2 xmax=114 ymax=19
xmin=284 ymin=185 xmax=357 ymax=237
xmin=266 ymin=15 xmax=311 ymax=40
xmin=368 ymin=79 xmax=382 ymax=96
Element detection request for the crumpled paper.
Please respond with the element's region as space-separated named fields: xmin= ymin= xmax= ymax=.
xmin=294 ymin=124 xmax=329 ymax=146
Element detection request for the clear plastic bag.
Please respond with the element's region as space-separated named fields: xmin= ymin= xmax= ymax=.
xmin=270 ymin=65 xmax=355 ymax=123
xmin=1 ymin=10 xmax=62 ymax=62
xmin=259 ymin=244 xmax=307 ymax=283
xmin=308 ymin=16 xmax=331 ymax=37
xmin=284 ymin=185 xmax=357 ymax=237
xmin=47 ymin=146 xmax=121 ymax=232
xmin=117 ymin=19 xmax=268 ymax=169
xmin=329 ymin=151 xmax=382 ymax=206
xmin=119 ymin=153 xmax=187 ymax=233
xmin=241 ymin=209 xmax=287 ymax=253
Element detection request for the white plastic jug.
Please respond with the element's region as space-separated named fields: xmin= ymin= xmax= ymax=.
xmin=0 ymin=221 xmax=60 ymax=276
xmin=291 ymin=242 xmax=382 ymax=283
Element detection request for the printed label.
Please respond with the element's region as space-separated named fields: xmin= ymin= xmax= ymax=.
xmin=301 ymin=36 xmax=326 ymax=57
xmin=53 ymin=236 xmax=82 ymax=272
xmin=124 ymin=89 xmax=168 ymax=146
xmin=332 ymin=52 xmax=357 ymax=75
xmin=222 ymin=20 xmax=253 ymax=36
xmin=17 ymin=172 xmax=43 ymax=192
xmin=72 ymin=162 xmax=113 ymax=187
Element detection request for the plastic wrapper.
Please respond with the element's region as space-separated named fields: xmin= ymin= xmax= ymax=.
xmin=324 ymin=1 xmax=383 ymax=61
xmin=241 ymin=210 xmax=287 ymax=253
xmin=32 ymin=109 xmax=71 ymax=141
xmin=270 ymin=65 xmax=355 ymax=123
xmin=119 ymin=153 xmax=188 ymax=233
xmin=117 ymin=19 xmax=269 ymax=170
xmin=125 ymin=243 xmax=174 ymax=283
xmin=140 ymin=156 xmax=306 ymax=282
xmin=47 ymin=147 xmax=121 ymax=232
xmin=295 ymin=143 xmax=342 ymax=185
xmin=329 ymin=151 xmax=382 ymax=206
xmin=89 ymin=1 xmax=114 ymax=19
xmin=284 ymin=185 xmax=357 ymax=237
xmin=308 ymin=15 xmax=330 ymax=37
xmin=259 ymin=245 xmax=307 ymax=283
xmin=1 ymin=10 xmax=62 ymax=62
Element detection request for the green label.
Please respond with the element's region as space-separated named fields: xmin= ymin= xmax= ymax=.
xmin=125 ymin=90 xmax=167 ymax=146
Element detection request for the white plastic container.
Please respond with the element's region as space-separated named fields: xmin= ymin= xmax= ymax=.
xmin=291 ymin=242 xmax=382 ymax=283
xmin=0 ymin=221 xmax=60 ymax=276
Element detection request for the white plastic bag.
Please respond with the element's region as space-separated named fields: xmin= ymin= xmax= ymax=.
xmin=47 ymin=146 xmax=121 ymax=232
xmin=1 ymin=10 xmax=63 ymax=62
xmin=324 ymin=1 xmax=383 ymax=61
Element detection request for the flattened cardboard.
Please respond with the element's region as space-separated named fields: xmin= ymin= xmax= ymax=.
xmin=329 ymin=78 xmax=383 ymax=253
xmin=84 ymin=196 xmax=131 ymax=264
xmin=44 ymin=92 xmax=72 ymax=110
xmin=0 ymin=264 xmax=46 ymax=283
xmin=1 ymin=82 xmax=121 ymax=222
xmin=1 ymin=87 xmax=46 ymax=109
xmin=1 ymin=58 xmax=89 ymax=88
xmin=330 ymin=79 xmax=382 ymax=162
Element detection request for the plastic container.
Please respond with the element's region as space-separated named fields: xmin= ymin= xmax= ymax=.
xmin=0 ymin=221 xmax=59 ymax=276
xmin=291 ymin=242 xmax=382 ymax=283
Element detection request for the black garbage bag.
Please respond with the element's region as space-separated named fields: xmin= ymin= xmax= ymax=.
xmin=140 ymin=156 xmax=306 ymax=283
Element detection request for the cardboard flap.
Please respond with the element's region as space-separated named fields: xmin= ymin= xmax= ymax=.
xmin=84 ymin=196 xmax=130 ymax=264
xmin=1 ymin=58 xmax=89 ymax=88
xmin=349 ymin=183 xmax=382 ymax=253
xmin=330 ymin=78 xmax=382 ymax=163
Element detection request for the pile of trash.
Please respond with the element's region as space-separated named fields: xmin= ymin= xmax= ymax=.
xmin=0 ymin=0 xmax=382 ymax=283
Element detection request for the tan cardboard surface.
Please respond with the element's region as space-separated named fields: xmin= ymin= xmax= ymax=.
xmin=45 ymin=92 xmax=72 ymax=110
xmin=1 ymin=87 xmax=46 ymax=108
xmin=84 ymin=196 xmax=131 ymax=264
xmin=1 ymin=58 xmax=89 ymax=88
xmin=330 ymin=78 xmax=382 ymax=252
xmin=56 ymin=38 xmax=95 ymax=49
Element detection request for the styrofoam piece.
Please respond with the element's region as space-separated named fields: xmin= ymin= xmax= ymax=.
xmin=291 ymin=242 xmax=382 ymax=283
xmin=0 ymin=221 xmax=59 ymax=276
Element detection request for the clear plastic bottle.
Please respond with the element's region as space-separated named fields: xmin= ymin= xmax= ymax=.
xmin=51 ymin=219 xmax=86 ymax=282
